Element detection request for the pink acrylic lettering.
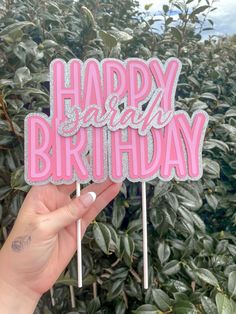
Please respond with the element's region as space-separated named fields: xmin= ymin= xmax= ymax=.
xmin=24 ymin=58 xmax=208 ymax=184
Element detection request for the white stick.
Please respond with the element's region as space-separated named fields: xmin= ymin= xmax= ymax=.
xmin=142 ymin=182 xmax=148 ymax=289
xmin=68 ymin=183 xmax=81 ymax=305
xmin=76 ymin=182 xmax=83 ymax=287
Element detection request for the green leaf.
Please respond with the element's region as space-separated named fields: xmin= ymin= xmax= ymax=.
xmin=115 ymin=299 xmax=126 ymax=314
xmin=42 ymin=39 xmax=58 ymax=48
xmin=200 ymin=92 xmax=217 ymax=101
xmin=171 ymin=27 xmax=182 ymax=42
xmin=127 ymin=219 xmax=142 ymax=234
xmin=119 ymin=234 xmax=134 ymax=266
xmin=220 ymin=124 xmax=236 ymax=136
xmin=56 ymin=273 xmax=77 ymax=287
xmin=157 ymin=241 xmax=171 ymax=264
xmin=152 ymin=289 xmax=172 ymax=311
xmin=106 ymin=224 xmax=118 ymax=250
xmin=123 ymin=235 xmax=134 ymax=257
xmin=81 ymin=6 xmax=96 ymax=26
xmin=162 ymin=207 xmax=177 ymax=227
xmin=216 ymin=293 xmax=236 ymax=314
xmin=0 ymin=186 xmax=11 ymax=200
xmin=110 ymin=30 xmax=133 ymax=42
xmin=144 ymin=3 xmax=153 ymax=10
xmin=189 ymin=76 xmax=201 ymax=88
xmin=203 ymin=158 xmax=220 ymax=178
xmin=111 ymin=267 xmax=128 ymax=281
xmin=32 ymin=71 xmax=50 ymax=83
xmin=173 ymin=300 xmax=197 ymax=314
xmin=162 ymin=260 xmax=181 ymax=276
xmin=195 ymin=268 xmax=219 ymax=287
xmin=0 ymin=21 xmax=34 ymax=36
xmin=0 ymin=79 xmax=14 ymax=87
xmin=14 ymin=67 xmax=32 ymax=88
xmin=93 ymin=222 xmax=111 ymax=254
xmin=191 ymin=212 xmax=206 ymax=231
xmin=108 ymin=279 xmax=124 ymax=301
xmin=154 ymin=181 xmax=171 ymax=197
xmin=150 ymin=207 xmax=163 ymax=228
xmin=87 ymin=297 xmax=101 ymax=314
xmin=83 ymin=274 xmax=96 ymax=286
xmin=99 ymin=30 xmax=117 ymax=48
xmin=204 ymin=139 xmax=229 ymax=152
xmin=163 ymin=5 xmax=169 ymax=13
xmin=208 ymin=18 xmax=214 ymax=25
xmin=190 ymin=6 xmax=209 ymax=17
xmin=10 ymin=192 xmax=24 ymax=216
xmin=165 ymin=192 xmax=179 ymax=211
xmin=171 ymin=280 xmax=190 ymax=292
xmin=205 ymin=194 xmax=218 ymax=210
xmin=133 ymin=304 xmax=161 ymax=314
xmin=175 ymin=183 xmax=202 ymax=210
xmin=203 ymin=27 xmax=214 ymax=31
xmin=166 ymin=17 xmax=173 ymax=25
xmin=225 ymin=265 xmax=236 ymax=277
xmin=15 ymin=87 xmax=48 ymax=97
xmin=10 ymin=166 xmax=28 ymax=191
xmin=201 ymin=296 xmax=218 ymax=314
xmin=228 ymin=271 xmax=236 ymax=298
xmin=112 ymin=202 xmax=125 ymax=229
xmin=225 ymin=109 xmax=236 ymax=118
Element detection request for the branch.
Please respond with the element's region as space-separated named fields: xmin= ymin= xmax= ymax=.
xmin=0 ymin=94 xmax=23 ymax=139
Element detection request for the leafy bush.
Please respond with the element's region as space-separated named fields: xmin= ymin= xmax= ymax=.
xmin=0 ymin=0 xmax=236 ymax=313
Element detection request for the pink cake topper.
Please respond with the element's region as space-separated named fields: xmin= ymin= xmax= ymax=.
xmin=24 ymin=58 xmax=208 ymax=185
xmin=24 ymin=57 xmax=208 ymax=290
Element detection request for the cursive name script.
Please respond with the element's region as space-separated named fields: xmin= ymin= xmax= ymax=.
xmin=58 ymin=90 xmax=173 ymax=137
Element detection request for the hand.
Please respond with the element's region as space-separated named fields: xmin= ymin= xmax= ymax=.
xmin=0 ymin=179 xmax=121 ymax=314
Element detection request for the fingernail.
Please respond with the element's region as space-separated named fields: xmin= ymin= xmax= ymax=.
xmin=80 ymin=192 xmax=96 ymax=207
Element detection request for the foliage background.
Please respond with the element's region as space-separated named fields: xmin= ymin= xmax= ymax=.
xmin=0 ymin=0 xmax=236 ymax=313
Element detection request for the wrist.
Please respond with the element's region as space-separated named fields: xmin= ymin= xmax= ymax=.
xmin=0 ymin=273 xmax=41 ymax=314
xmin=0 ymin=241 xmax=41 ymax=314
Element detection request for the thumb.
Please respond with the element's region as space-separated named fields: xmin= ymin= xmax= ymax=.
xmin=40 ymin=192 xmax=96 ymax=234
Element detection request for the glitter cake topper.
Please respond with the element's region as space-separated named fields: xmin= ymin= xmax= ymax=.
xmin=24 ymin=58 xmax=209 ymax=184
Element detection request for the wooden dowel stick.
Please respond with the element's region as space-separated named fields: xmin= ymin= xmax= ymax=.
xmin=69 ymin=285 xmax=76 ymax=308
xmin=76 ymin=182 xmax=83 ymax=287
xmin=50 ymin=288 xmax=55 ymax=307
xmin=141 ymin=182 xmax=148 ymax=289
xmin=93 ymin=282 xmax=97 ymax=298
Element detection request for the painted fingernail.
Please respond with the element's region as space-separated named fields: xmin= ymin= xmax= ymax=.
xmin=80 ymin=192 xmax=96 ymax=207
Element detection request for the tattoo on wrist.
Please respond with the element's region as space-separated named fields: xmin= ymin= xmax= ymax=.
xmin=11 ymin=235 xmax=31 ymax=252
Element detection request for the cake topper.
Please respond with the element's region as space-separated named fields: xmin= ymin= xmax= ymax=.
xmin=24 ymin=57 xmax=208 ymax=289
